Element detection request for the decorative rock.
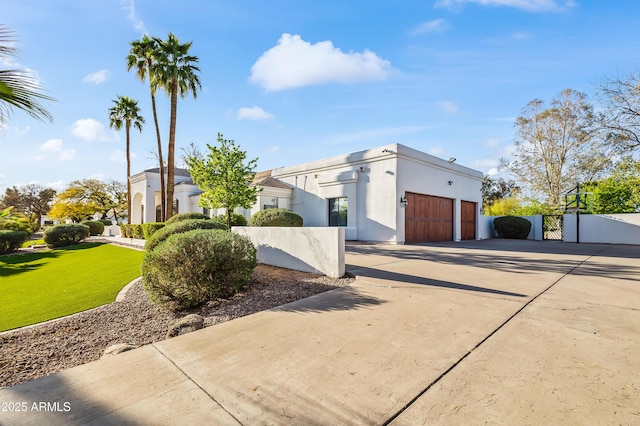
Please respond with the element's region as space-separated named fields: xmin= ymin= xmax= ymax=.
xmin=166 ymin=314 xmax=204 ymax=339
xmin=102 ymin=343 xmax=137 ymax=358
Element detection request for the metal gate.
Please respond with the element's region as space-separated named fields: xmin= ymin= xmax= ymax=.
xmin=543 ymin=215 xmax=563 ymax=241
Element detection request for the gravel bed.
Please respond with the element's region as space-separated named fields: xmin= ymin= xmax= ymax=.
xmin=0 ymin=264 xmax=353 ymax=388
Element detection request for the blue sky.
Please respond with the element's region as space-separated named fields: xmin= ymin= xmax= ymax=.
xmin=1 ymin=0 xmax=640 ymax=193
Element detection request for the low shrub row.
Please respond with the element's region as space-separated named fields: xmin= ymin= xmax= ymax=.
xmin=493 ymin=216 xmax=532 ymax=239
xmin=80 ymin=220 xmax=105 ymax=236
xmin=249 ymin=208 xmax=303 ymax=227
xmin=0 ymin=230 xmax=29 ymax=255
xmin=142 ymin=229 xmax=257 ymax=310
xmin=43 ymin=224 xmax=90 ymax=248
xmin=145 ymin=219 xmax=226 ymax=252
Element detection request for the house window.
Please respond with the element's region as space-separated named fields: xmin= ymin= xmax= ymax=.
xmin=202 ymin=207 xmax=211 ymax=217
xmin=156 ymin=205 xmax=162 ymax=222
xmin=328 ymin=197 xmax=348 ymax=226
xmin=173 ymin=199 xmax=179 ymax=215
xmin=263 ymin=204 xmax=277 ymax=210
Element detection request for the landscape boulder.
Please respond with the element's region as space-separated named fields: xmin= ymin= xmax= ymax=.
xmin=102 ymin=343 xmax=137 ymax=358
xmin=166 ymin=314 xmax=204 ymax=339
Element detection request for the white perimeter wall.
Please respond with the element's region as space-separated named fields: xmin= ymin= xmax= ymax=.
xmin=480 ymin=214 xmax=640 ymax=245
xmin=232 ymin=227 xmax=345 ymax=278
xmin=564 ymin=214 xmax=640 ymax=244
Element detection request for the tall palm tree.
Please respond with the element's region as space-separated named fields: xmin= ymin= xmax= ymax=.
xmin=108 ymin=96 xmax=145 ymax=222
xmin=0 ymin=25 xmax=54 ymax=126
xmin=152 ymin=33 xmax=201 ymax=220
xmin=127 ymin=35 xmax=166 ymax=221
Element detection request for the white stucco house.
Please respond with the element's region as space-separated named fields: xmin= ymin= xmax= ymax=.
xmin=129 ymin=143 xmax=483 ymax=244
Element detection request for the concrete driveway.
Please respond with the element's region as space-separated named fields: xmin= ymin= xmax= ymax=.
xmin=1 ymin=239 xmax=639 ymax=425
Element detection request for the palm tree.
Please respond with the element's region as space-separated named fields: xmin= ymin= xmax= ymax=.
xmin=0 ymin=25 xmax=54 ymax=126
xmin=108 ymin=96 xmax=145 ymax=221
xmin=152 ymin=33 xmax=201 ymax=220
xmin=127 ymin=35 xmax=166 ymax=221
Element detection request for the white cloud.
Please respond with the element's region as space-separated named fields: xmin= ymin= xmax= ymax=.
xmin=83 ymin=69 xmax=112 ymax=85
xmin=237 ymin=106 xmax=274 ymax=121
xmin=71 ymin=118 xmax=110 ymax=142
xmin=473 ymin=158 xmax=499 ymax=169
xmin=46 ymin=180 xmax=66 ymax=191
xmin=510 ymin=31 xmax=533 ymax=40
xmin=250 ymin=34 xmax=392 ymax=91
xmin=434 ymin=0 xmax=576 ymax=12
xmin=268 ymin=145 xmax=281 ymax=153
xmin=59 ymin=149 xmax=76 ymax=161
xmin=110 ymin=149 xmax=137 ymax=163
xmin=120 ymin=0 xmax=147 ymax=33
xmin=410 ymin=19 xmax=450 ymax=36
xmin=41 ymin=138 xmax=63 ymax=151
xmin=437 ymin=101 xmax=459 ymax=114
xmin=487 ymin=167 xmax=499 ymax=176
xmin=485 ymin=138 xmax=501 ymax=148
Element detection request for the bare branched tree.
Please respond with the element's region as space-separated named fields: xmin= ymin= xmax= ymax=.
xmin=597 ymin=72 xmax=640 ymax=152
xmin=500 ymin=89 xmax=612 ymax=207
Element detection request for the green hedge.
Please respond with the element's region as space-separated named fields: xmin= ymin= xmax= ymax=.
xmin=141 ymin=229 xmax=257 ymax=310
xmin=0 ymin=216 xmax=34 ymax=236
xmin=119 ymin=224 xmax=132 ymax=238
xmin=165 ymin=212 xmax=211 ymax=226
xmin=0 ymin=230 xmax=29 ymax=255
xmin=493 ymin=216 xmax=532 ymax=239
xmin=145 ymin=219 xmax=227 ymax=252
xmin=80 ymin=220 xmax=105 ymax=236
xmin=213 ymin=213 xmax=246 ymax=227
xmin=250 ymin=208 xmax=303 ymax=227
xmin=142 ymin=222 xmax=165 ymax=240
xmin=43 ymin=224 xmax=90 ymax=248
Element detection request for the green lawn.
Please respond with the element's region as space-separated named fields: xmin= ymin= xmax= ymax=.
xmin=0 ymin=243 xmax=144 ymax=332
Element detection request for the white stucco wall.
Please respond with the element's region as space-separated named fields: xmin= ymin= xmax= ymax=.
xmin=232 ymin=227 xmax=345 ymax=277
xmin=395 ymin=145 xmax=483 ymax=242
xmin=563 ymin=213 xmax=640 ymax=244
xmin=271 ymin=143 xmax=484 ymax=243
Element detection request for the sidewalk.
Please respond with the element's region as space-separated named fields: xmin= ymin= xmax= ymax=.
xmin=1 ymin=240 xmax=638 ymax=424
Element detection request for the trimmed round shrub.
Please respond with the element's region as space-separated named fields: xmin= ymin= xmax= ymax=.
xmin=165 ymin=212 xmax=211 ymax=226
xmin=43 ymin=224 xmax=90 ymax=248
xmin=131 ymin=224 xmax=145 ymax=239
xmin=213 ymin=213 xmax=247 ymax=227
xmin=145 ymin=219 xmax=227 ymax=252
xmin=0 ymin=230 xmax=29 ymax=255
xmin=142 ymin=222 xmax=165 ymax=240
xmin=0 ymin=216 xmax=33 ymax=236
xmin=81 ymin=220 xmax=105 ymax=236
xmin=141 ymin=229 xmax=257 ymax=310
xmin=250 ymin=208 xmax=303 ymax=227
xmin=119 ymin=224 xmax=132 ymax=238
xmin=100 ymin=219 xmax=113 ymax=226
xmin=493 ymin=216 xmax=532 ymax=239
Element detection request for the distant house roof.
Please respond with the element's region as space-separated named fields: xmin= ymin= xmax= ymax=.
xmin=252 ymin=170 xmax=292 ymax=190
xmin=144 ymin=167 xmax=191 ymax=177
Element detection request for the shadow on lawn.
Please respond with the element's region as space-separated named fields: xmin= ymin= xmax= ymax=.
xmin=0 ymin=242 xmax=104 ymax=278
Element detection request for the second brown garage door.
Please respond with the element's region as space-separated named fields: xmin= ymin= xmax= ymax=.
xmin=404 ymin=193 xmax=453 ymax=243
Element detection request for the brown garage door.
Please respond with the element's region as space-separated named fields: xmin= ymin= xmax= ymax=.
xmin=405 ymin=193 xmax=453 ymax=243
xmin=461 ymin=200 xmax=477 ymax=240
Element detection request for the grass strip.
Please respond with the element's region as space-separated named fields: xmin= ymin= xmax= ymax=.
xmin=0 ymin=243 xmax=144 ymax=332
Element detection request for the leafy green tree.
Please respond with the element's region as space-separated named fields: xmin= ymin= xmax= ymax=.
xmin=482 ymin=175 xmax=520 ymax=209
xmin=48 ymin=179 xmax=126 ymax=222
xmin=0 ymin=184 xmax=56 ymax=225
xmin=152 ymin=33 xmax=201 ymax=220
xmin=184 ymin=133 xmax=260 ymax=230
xmin=127 ymin=35 xmax=167 ymax=221
xmin=0 ymin=26 xmax=54 ymax=126
xmin=583 ymin=157 xmax=640 ymax=213
xmin=109 ymin=96 xmax=144 ymax=220
xmin=501 ymin=89 xmax=611 ymax=208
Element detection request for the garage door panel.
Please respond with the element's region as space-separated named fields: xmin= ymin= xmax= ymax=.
xmin=405 ymin=193 xmax=453 ymax=243
xmin=461 ymin=200 xmax=476 ymax=240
